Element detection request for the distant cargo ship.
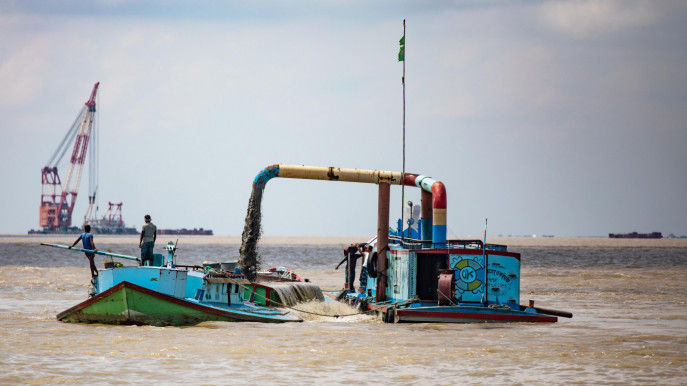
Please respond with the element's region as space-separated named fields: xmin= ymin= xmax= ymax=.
xmin=609 ymin=232 xmax=662 ymax=239
xmin=28 ymin=225 xmax=137 ymax=235
xmin=157 ymin=228 xmax=214 ymax=236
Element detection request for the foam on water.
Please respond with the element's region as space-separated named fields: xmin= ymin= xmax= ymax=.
xmin=288 ymin=299 xmax=376 ymax=323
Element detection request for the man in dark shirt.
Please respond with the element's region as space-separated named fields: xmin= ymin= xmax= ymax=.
xmin=335 ymin=243 xmax=364 ymax=292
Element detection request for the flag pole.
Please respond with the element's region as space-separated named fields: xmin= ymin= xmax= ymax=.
xmin=400 ymin=18 xmax=406 ymax=240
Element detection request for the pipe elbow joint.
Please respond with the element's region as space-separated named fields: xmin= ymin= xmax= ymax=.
xmin=253 ymin=164 xmax=280 ymax=189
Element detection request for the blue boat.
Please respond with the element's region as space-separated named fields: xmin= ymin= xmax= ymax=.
xmin=334 ymin=235 xmax=570 ymax=323
xmin=45 ymin=242 xmax=303 ymax=325
xmin=245 ymin=164 xmax=573 ymax=323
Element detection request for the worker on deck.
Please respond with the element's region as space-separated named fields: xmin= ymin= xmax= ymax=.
xmin=69 ymin=224 xmax=99 ymax=278
xmin=335 ymin=243 xmax=364 ymax=292
xmin=139 ymin=214 xmax=157 ymax=266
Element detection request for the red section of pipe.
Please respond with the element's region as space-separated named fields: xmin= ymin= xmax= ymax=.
xmin=403 ymin=173 xmax=419 ymax=186
xmin=431 ymin=181 xmax=447 ymax=209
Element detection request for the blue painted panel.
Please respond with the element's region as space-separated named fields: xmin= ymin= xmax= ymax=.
xmin=419 ymin=218 xmax=432 ymax=245
xmin=408 ymin=252 xmax=417 ymax=299
xmin=185 ymin=271 xmax=205 ymax=299
xmin=386 ymin=250 xmax=398 ymax=301
xmin=387 ymin=250 xmax=415 ymax=302
xmin=487 ymin=255 xmax=520 ymax=307
xmin=121 ymin=268 xmax=165 ymax=293
xmin=157 ymin=270 xmax=188 ymax=298
xmin=98 ymin=269 xmax=114 ymax=293
xmin=97 ymin=267 xmax=191 ymax=299
xmin=450 ymin=254 xmax=486 ymax=303
xmin=366 ymin=276 xmax=377 ymax=297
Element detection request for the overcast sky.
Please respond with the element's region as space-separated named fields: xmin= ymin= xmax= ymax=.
xmin=1 ymin=0 xmax=686 ymax=237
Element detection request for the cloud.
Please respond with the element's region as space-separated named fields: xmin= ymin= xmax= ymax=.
xmin=539 ymin=0 xmax=659 ymax=38
xmin=0 ymin=37 xmax=51 ymax=107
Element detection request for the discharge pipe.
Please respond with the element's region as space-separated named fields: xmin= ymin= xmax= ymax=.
xmin=252 ymin=164 xmax=447 ymax=244
xmin=251 ymin=165 xmax=446 ymax=301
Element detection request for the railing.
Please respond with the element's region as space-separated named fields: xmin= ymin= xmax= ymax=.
xmin=387 ymin=236 xmax=508 ymax=251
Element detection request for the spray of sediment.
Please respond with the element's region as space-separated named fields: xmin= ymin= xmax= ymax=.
xmin=239 ymin=185 xmax=263 ymax=282
xmin=269 ymin=282 xmax=325 ymax=307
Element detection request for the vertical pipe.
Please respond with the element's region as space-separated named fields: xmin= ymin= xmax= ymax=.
xmin=376 ymin=182 xmax=390 ymax=302
xmin=432 ymin=181 xmax=447 ymax=245
xmin=420 ymin=189 xmax=433 ymax=245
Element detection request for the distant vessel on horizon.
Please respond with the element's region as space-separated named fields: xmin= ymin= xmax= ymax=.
xmin=609 ymin=232 xmax=662 ymax=239
xmin=158 ymin=228 xmax=214 ymax=236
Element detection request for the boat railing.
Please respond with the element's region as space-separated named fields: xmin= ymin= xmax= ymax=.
xmin=388 ymin=236 xmax=508 ymax=251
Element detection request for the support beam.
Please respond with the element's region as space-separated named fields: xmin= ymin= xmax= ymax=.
xmin=375 ymin=182 xmax=390 ymax=302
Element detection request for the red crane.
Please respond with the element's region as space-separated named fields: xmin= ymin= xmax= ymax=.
xmin=40 ymin=82 xmax=99 ymax=230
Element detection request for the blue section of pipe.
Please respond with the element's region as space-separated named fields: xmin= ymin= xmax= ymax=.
xmin=414 ymin=175 xmax=435 ymax=192
xmin=253 ymin=165 xmax=280 ymax=188
xmin=433 ymin=224 xmax=447 ymax=245
xmin=419 ymin=218 xmax=433 ymax=246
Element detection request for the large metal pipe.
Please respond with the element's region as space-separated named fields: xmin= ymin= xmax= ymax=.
xmin=376 ymin=183 xmax=390 ymax=302
xmin=254 ymin=165 xmax=402 ymax=188
xmin=420 ymin=189 xmax=433 ymax=243
xmin=403 ymin=174 xmax=447 ymax=244
xmin=253 ymin=164 xmax=447 ymax=244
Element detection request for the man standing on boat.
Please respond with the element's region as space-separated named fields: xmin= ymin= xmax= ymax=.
xmin=139 ymin=214 xmax=157 ymax=266
xmin=335 ymin=243 xmax=364 ymax=292
xmin=69 ymin=224 xmax=99 ymax=278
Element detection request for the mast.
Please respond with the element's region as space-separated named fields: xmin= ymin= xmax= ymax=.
xmin=399 ymin=19 xmax=406 ymax=239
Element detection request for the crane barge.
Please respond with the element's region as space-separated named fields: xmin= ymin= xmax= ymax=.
xmin=31 ymin=82 xmax=136 ymax=235
xmin=39 ymin=82 xmax=99 ymax=232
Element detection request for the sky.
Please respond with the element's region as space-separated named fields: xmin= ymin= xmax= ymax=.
xmin=1 ymin=0 xmax=686 ymax=237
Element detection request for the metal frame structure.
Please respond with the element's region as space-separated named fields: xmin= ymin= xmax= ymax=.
xmin=39 ymin=82 xmax=99 ymax=230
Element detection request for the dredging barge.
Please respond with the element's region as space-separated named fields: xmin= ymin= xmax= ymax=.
xmin=247 ymin=164 xmax=572 ymax=323
xmin=45 ymin=242 xmax=306 ymax=325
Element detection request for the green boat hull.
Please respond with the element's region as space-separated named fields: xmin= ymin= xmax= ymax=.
xmin=57 ymin=281 xmax=301 ymax=326
xmin=243 ymin=282 xmax=282 ymax=307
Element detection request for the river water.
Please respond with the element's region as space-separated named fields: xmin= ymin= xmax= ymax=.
xmin=1 ymin=235 xmax=686 ymax=385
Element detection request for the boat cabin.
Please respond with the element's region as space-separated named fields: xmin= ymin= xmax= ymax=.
xmin=366 ymin=238 xmax=521 ymax=310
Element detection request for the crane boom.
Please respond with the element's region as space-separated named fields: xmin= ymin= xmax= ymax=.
xmin=40 ymin=82 xmax=99 ymax=230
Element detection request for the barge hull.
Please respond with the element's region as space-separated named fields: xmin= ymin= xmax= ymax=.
xmin=57 ymin=281 xmax=301 ymax=326
xmin=394 ymin=307 xmax=558 ymax=323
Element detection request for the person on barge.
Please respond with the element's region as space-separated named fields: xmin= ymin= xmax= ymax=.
xmin=69 ymin=224 xmax=99 ymax=278
xmin=335 ymin=243 xmax=365 ymax=292
xmin=139 ymin=214 xmax=157 ymax=266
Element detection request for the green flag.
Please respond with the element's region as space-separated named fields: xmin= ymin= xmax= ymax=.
xmin=398 ymin=35 xmax=405 ymax=62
